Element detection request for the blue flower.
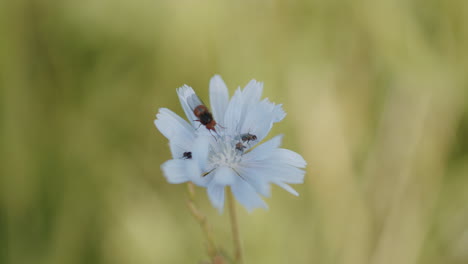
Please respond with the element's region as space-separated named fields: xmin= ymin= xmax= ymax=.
xmin=155 ymin=75 xmax=306 ymax=212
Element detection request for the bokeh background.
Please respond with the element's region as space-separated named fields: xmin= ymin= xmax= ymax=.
xmin=1 ymin=0 xmax=468 ymax=263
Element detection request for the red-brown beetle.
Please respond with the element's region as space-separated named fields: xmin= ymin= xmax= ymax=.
xmin=187 ymin=94 xmax=217 ymax=132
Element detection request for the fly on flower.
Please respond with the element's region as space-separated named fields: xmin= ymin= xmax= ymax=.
xmin=187 ymin=93 xmax=218 ymax=132
xmin=154 ymin=75 xmax=306 ymax=212
xmin=240 ymin=133 xmax=257 ymax=144
xmin=235 ymin=142 xmax=246 ymax=152
xmin=182 ymin=151 xmax=192 ymax=159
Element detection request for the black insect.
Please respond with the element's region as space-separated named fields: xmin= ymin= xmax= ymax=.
xmin=182 ymin=152 xmax=192 ymax=159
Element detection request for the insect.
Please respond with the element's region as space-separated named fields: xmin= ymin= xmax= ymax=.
xmin=240 ymin=133 xmax=257 ymax=144
xmin=182 ymin=152 xmax=192 ymax=159
xmin=187 ymin=94 xmax=217 ymax=132
xmin=235 ymin=142 xmax=246 ymax=152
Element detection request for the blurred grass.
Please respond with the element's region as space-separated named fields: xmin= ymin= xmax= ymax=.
xmin=1 ymin=0 xmax=468 ymax=263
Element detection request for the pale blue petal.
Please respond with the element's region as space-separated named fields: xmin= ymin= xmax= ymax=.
xmin=207 ymin=180 xmax=226 ymax=212
xmin=185 ymin=136 xmax=216 ymax=187
xmin=246 ymin=117 xmax=272 ymax=144
xmin=154 ymin=108 xmax=195 ymax=141
xmin=237 ymin=80 xmax=263 ymax=125
xmin=191 ymin=136 xmax=212 ymax=170
xmin=155 ymin=108 xmax=196 ymax=158
xmin=169 ymin=141 xmax=185 ymax=159
xmin=243 ymin=135 xmax=283 ymax=161
xmin=247 ymin=162 xmax=305 ymax=184
xmin=209 ymin=75 xmax=229 ymax=126
xmin=234 ymin=166 xmax=271 ymax=197
xmin=243 ymin=138 xmax=306 ymax=186
xmin=261 ymin=149 xmax=306 ymax=184
xmin=270 ymin=149 xmax=307 ymax=168
xmin=251 ymin=165 xmax=303 ymax=193
xmin=212 ymin=166 xmax=236 ymax=186
xmin=223 ymin=88 xmax=243 ymax=136
xmin=272 ymin=103 xmax=286 ymax=122
xmin=273 ymin=181 xmax=299 ymax=196
xmin=161 ymin=159 xmax=190 ymax=184
xmin=239 ymin=99 xmax=286 ymax=142
xmin=185 ymin=159 xmax=213 ymax=187
xmin=231 ymin=177 xmax=268 ymax=212
xmin=241 ymin=80 xmax=263 ymax=106
xmin=176 ymin=85 xmax=198 ymax=128
xmin=167 ymin=134 xmax=198 ymax=158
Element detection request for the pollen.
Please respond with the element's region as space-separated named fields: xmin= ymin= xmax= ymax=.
xmin=208 ymin=136 xmax=243 ymax=168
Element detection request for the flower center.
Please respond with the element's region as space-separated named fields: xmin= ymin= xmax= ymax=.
xmin=208 ymin=136 xmax=244 ymax=169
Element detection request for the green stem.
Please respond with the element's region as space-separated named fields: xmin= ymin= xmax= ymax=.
xmin=227 ymin=188 xmax=244 ymax=264
xmin=186 ymin=182 xmax=217 ymax=259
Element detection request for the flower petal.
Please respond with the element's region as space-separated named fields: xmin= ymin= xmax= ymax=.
xmin=176 ymin=85 xmax=199 ymax=128
xmin=212 ymin=166 xmax=236 ymax=186
xmin=155 ymin=108 xmax=196 ymax=158
xmin=241 ymin=141 xmax=305 ymax=196
xmin=155 ymin=108 xmax=195 ymax=140
xmin=246 ymin=161 xmax=305 ymax=184
xmin=191 ymin=136 xmax=213 ymax=171
xmin=186 ymin=159 xmax=213 ymax=187
xmin=239 ymin=162 xmax=304 ymax=196
xmin=231 ymin=177 xmax=268 ymax=212
xmin=234 ymin=166 xmax=270 ymax=197
xmin=241 ymin=80 xmax=263 ymax=106
xmin=207 ymin=180 xmax=226 ymax=212
xmin=237 ymin=80 xmax=263 ymax=124
xmin=209 ymin=75 xmax=229 ymax=126
xmin=239 ymin=99 xmax=286 ymax=142
xmin=185 ymin=159 xmax=213 ymax=187
xmin=272 ymin=103 xmax=286 ymax=123
xmin=223 ymin=88 xmax=243 ymax=136
xmin=181 ymin=136 xmax=218 ymax=187
xmin=169 ymin=141 xmax=185 ymax=159
xmin=270 ymin=148 xmax=307 ymax=168
xmin=161 ymin=159 xmax=190 ymax=184
xmin=243 ymin=135 xmax=283 ymax=161
xmin=273 ymin=181 xmax=299 ymax=196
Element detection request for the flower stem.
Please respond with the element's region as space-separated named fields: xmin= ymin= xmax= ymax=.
xmin=186 ymin=182 xmax=218 ymax=259
xmin=227 ymin=188 xmax=244 ymax=264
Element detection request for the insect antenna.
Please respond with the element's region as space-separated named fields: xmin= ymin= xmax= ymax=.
xmin=193 ymin=121 xmax=203 ymax=130
xmin=209 ymin=129 xmax=219 ymax=141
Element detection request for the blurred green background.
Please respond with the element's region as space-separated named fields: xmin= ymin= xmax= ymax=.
xmin=1 ymin=0 xmax=468 ymax=263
